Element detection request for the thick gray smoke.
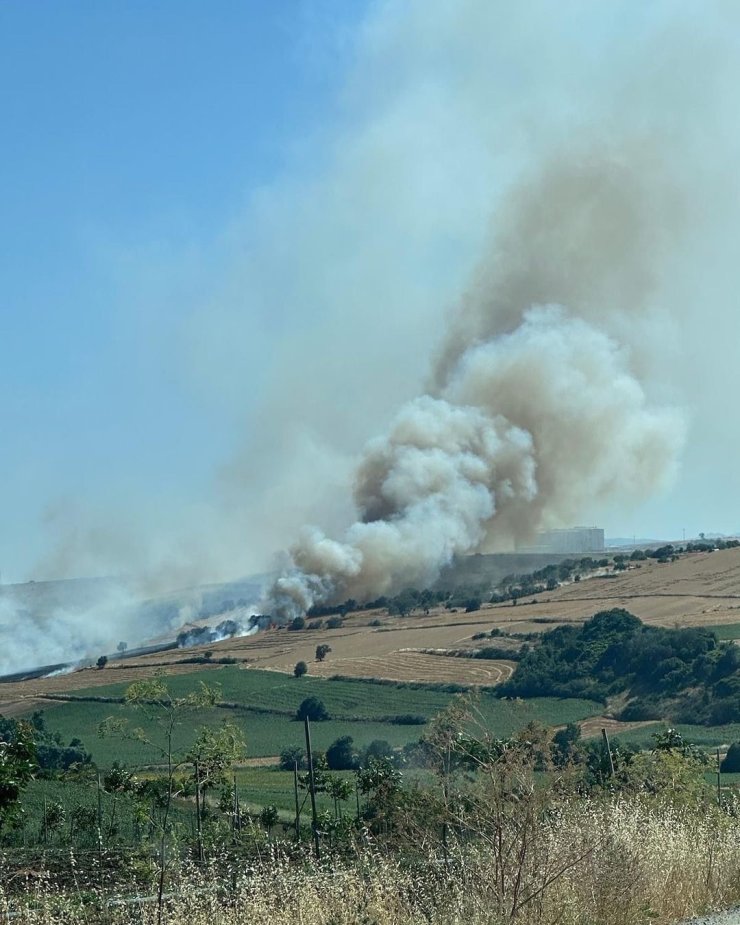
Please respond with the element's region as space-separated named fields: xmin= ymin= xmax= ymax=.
xmin=269 ymin=152 xmax=686 ymax=617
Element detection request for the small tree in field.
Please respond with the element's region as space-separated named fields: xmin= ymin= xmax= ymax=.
xmin=315 ymin=644 xmax=332 ymax=662
xmin=99 ymin=679 xmax=226 ymax=922
xmin=296 ymin=696 xmax=329 ymax=722
xmin=96 ymin=655 xmax=108 ymax=670
xmin=294 ymin=661 xmax=308 ymax=678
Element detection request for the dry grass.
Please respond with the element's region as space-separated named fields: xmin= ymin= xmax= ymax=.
xmin=3 ymin=799 xmax=740 ymax=924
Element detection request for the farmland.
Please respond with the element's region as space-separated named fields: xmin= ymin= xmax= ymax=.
xmin=35 ymin=666 xmax=602 ymax=765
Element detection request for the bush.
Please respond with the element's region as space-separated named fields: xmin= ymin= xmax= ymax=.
xmin=289 ymin=616 xmax=306 ymax=631
xmin=294 ymin=661 xmax=308 ymax=678
xmin=388 ymin=714 xmax=426 ymax=725
xmin=296 ymin=696 xmax=330 ymax=722
xmin=326 ymin=616 xmax=344 ymax=629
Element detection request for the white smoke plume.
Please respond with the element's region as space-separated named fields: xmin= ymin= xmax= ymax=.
xmin=269 ymin=151 xmax=686 ymax=617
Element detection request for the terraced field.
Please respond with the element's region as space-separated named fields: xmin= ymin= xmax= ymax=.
xmin=306 ymin=651 xmax=515 ymax=685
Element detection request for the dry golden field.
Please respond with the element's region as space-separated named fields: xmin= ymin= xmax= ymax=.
xmin=2 ymin=547 xmax=740 ymax=717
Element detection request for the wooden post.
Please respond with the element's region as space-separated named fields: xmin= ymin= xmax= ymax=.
xmin=304 ymin=716 xmax=321 ymax=860
xmin=42 ymin=798 xmax=48 ymax=846
xmin=601 ymin=728 xmax=615 ymax=778
xmin=717 ymin=748 xmax=722 ymax=805
xmin=96 ymin=771 xmax=104 ymax=891
xmin=195 ymin=760 xmax=204 ymax=863
xmin=293 ymin=760 xmax=301 ymax=842
xmin=355 ymin=775 xmax=361 ymax=823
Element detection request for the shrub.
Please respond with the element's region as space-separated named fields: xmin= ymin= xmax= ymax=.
xmin=326 ymin=616 xmax=344 ymax=629
xmin=293 ymin=661 xmax=308 ymax=678
xmin=289 ymin=616 xmax=306 ymax=631
xmin=388 ymin=714 xmax=426 ymax=725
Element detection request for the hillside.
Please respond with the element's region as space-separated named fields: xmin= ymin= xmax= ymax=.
xmin=2 ymin=547 xmax=740 ymax=718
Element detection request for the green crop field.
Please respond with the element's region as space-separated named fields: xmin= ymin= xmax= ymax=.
xmin=32 ymin=668 xmax=602 ymax=767
xmin=73 ymin=666 xmax=458 ymax=719
xmin=609 ymin=722 xmax=740 ymax=751
xmin=704 ymin=623 xmax=740 ymax=641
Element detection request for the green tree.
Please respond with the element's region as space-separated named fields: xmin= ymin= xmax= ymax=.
xmin=326 ymin=735 xmax=357 ymax=770
xmin=325 ymin=774 xmax=354 ymax=819
xmin=260 ymin=804 xmax=279 ymax=834
xmin=0 ymin=720 xmax=37 ymax=834
xmin=296 ymin=697 xmax=330 ymax=722
xmin=279 ymin=745 xmax=306 ymax=771
xmin=315 ymin=644 xmax=332 ymax=662
xmin=721 ymin=743 xmax=740 ymax=772
xmin=294 ymin=661 xmax=308 ymax=678
xmin=99 ymin=679 xmax=221 ymax=919
xmin=96 ymin=655 xmax=108 ymax=669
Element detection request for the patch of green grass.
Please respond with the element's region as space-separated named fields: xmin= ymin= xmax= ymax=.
xmin=704 ymin=623 xmax=740 ymax=641
xmin=610 ymin=722 xmax=740 ymax=751
xmin=73 ymin=666 xmax=457 ymax=720
xmin=36 ymin=687 xmax=601 ymax=769
xmin=233 ymin=767 xmax=356 ymax=817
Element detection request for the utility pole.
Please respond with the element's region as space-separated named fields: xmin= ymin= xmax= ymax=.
xmin=304 ymin=716 xmax=321 ymax=860
xmin=601 ymin=728 xmax=615 ymax=778
xmin=293 ymin=760 xmax=301 ymax=842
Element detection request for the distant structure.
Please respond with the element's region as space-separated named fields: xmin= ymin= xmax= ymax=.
xmin=520 ymin=526 xmax=605 ymax=555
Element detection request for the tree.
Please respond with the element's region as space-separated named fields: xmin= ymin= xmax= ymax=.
xmin=187 ymin=723 xmax=246 ymax=793
xmin=294 ymin=661 xmax=308 ymax=678
xmin=116 ymin=641 xmax=128 ymax=654
xmin=360 ymin=739 xmax=396 ymax=766
xmin=99 ymin=679 xmax=221 ymax=920
xmin=296 ymin=697 xmax=330 ymax=722
xmin=0 ymin=720 xmax=37 ymax=834
xmin=325 ymin=774 xmax=354 ymax=819
xmin=289 ymin=616 xmax=306 ymax=631
xmin=315 ymin=644 xmax=332 ymax=662
xmin=260 ymin=804 xmax=279 ymax=834
xmin=279 ymin=745 xmax=306 ymax=771
xmin=326 ymin=735 xmax=357 ymax=770
xmin=721 ymin=743 xmax=740 ymax=772
xmin=96 ymin=655 xmax=108 ymax=670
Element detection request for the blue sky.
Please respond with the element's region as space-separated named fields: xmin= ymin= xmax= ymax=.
xmin=0 ymin=1 xmax=370 ymax=581
xmin=2 ymin=1 xmax=740 ymax=587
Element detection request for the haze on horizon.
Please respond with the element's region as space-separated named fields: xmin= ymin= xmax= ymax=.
xmin=2 ymin=1 xmax=740 ymax=594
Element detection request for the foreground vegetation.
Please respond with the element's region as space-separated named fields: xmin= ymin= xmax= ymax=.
xmin=2 ymin=706 xmax=740 ymax=924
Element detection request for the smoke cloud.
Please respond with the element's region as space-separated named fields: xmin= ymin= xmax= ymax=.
xmin=269 ymin=151 xmax=686 ymax=617
xmin=12 ymin=1 xmax=740 ymax=665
